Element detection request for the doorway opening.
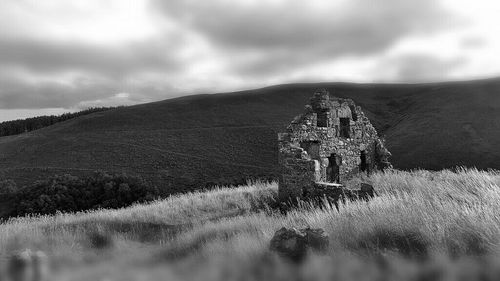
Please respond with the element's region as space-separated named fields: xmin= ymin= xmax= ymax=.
xmin=326 ymin=153 xmax=341 ymax=183
xmin=360 ymin=150 xmax=368 ymax=173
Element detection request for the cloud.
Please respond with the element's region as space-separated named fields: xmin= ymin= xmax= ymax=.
xmin=461 ymin=36 xmax=487 ymax=49
xmin=153 ymin=0 xmax=458 ymax=77
xmin=0 ymin=0 xmax=497 ymax=117
xmin=0 ymin=5 xmax=190 ymax=110
xmin=0 ymin=37 xmax=183 ymax=78
xmin=0 ymin=74 xmax=177 ymax=109
xmin=155 ymin=0 xmax=451 ymax=50
xmin=378 ymin=54 xmax=466 ymax=82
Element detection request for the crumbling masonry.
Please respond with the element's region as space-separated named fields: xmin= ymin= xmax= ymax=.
xmin=278 ymin=89 xmax=391 ymax=202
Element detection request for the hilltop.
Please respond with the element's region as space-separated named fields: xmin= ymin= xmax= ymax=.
xmin=1 ymin=78 xmax=500 ymax=193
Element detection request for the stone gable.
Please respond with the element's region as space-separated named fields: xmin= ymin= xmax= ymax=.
xmin=278 ymin=89 xmax=391 ymax=201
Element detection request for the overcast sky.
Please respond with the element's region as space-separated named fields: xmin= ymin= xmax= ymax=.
xmin=1 ymin=0 xmax=499 ymax=121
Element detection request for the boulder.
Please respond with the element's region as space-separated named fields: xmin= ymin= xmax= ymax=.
xmin=303 ymin=228 xmax=329 ymax=253
xmin=358 ymin=183 xmax=375 ymax=200
xmin=270 ymin=227 xmax=308 ymax=262
xmin=270 ymin=227 xmax=329 ymax=262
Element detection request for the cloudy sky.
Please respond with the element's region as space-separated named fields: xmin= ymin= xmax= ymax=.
xmin=1 ymin=0 xmax=499 ymax=121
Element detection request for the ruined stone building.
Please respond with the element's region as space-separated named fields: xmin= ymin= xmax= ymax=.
xmin=278 ymin=89 xmax=391 ymax=201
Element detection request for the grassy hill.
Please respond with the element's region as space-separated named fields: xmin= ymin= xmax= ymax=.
xmin=1 ymin=169 xmax=500 ymax=280
xmin=1 ymin=78 xmax=500 ymax=192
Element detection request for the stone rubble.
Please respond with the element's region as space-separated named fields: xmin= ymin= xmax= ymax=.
xmin=269 ymin=227 xmax=329 ymax=262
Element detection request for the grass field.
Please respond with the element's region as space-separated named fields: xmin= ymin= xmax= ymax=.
xmin=1 ymin=168 xmax=500 ymax=280
xmin=1 ymin=78 xmax=500 ymax=195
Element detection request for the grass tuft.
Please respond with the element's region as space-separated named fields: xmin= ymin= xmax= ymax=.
xmin=87 ymin=231 xmax=114 ymax=250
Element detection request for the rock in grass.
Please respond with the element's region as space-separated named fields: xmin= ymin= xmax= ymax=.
xmin=270 ymin=227 xmax=308 ymax=262
xmin=270 ymin=227 xmax=329 ymax=262
xmin=357 ymin=183 xmax=375 ymax=200
xmin=303 ymin=228 xmax=329 ymax=253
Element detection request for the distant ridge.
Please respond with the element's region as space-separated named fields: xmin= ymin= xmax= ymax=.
xmin=1 ymin=78 xmax=499 ymax=195
xmin=0 ymin=107 xmax=117 ymax=137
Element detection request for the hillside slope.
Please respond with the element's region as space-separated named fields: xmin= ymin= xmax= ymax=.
xmin=1 ymin=78 xmax=500 ymax=192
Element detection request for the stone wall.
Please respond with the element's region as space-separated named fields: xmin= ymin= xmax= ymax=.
xmin=278 ymin=89 xmax=391 ymax=202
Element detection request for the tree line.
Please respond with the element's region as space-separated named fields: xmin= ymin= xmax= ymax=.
xmin=0 ymin=172 xmax=159 ymax=218
xmin=0 ymin=107 xmax=117 ymax=137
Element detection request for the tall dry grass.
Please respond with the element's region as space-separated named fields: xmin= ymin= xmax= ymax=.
xmin=1 ymin=169 xmax=500 ymax=280
xmin=166 ymin=168 xmax=500 ymax=260
xmin=0 ymin=181 xmax=276 ymax=264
